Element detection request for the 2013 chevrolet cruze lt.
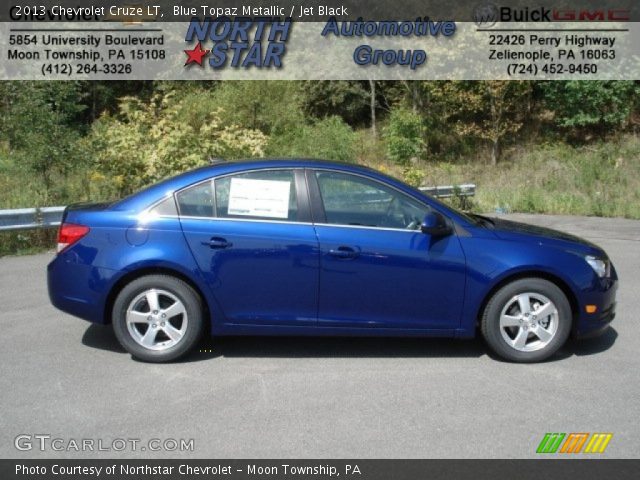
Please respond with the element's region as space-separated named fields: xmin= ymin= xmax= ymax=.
xmin=48 ymin=160 xmax=617 ymax=363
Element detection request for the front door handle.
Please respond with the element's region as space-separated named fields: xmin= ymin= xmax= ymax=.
xmin=202 ymin=237 xmax=233 ymax=249
xmin=328 ymin=246 xmax=359 ymax=259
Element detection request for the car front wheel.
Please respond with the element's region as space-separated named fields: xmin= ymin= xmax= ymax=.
xmin=481 ymin=278 xmax=572 ymax=363
xmin=112 ymin=275 xmax=204 ymax=362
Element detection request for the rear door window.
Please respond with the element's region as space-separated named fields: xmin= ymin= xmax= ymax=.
xmin=214 ymin=170 xmax=299 ymax=222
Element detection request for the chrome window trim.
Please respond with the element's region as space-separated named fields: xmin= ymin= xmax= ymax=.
xmin=176 ymin=215 xmax=312 ymax=227
xmin=313 ymin=223 xmax=421 ymax=233
xmin=141 ymin=166 xmax=440 ymax=235
xmin=178 ymin=167 xmax=302 ymax=222
xmin=176 ymin=215 xmax=420 ymax=233
xmin=140 ymin=212 xmax=420 ymax=233
xmin=175 ymin=167 xmax=303 ymax=196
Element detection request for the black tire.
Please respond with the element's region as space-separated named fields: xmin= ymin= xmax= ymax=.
xmin=481 ymin=278 xmax=572 ymax=363
xmin=112 ymin=275 xmax=204 ymax=362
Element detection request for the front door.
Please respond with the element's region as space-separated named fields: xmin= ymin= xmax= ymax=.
xmin=310 ymin=170 xmax=466 ymax=330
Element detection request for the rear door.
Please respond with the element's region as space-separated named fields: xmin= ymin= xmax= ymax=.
xmin=178 ymin=169 xmax=320 ymax=327
xmin=308 ymin=169 xmax=466 ymax=331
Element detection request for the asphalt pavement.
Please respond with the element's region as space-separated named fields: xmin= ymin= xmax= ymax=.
xmin=0 ymin=214 xmax=638 ymax=459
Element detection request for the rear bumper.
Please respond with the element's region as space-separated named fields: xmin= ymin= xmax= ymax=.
xmin=47 ymin=254 xmax=118 ymax=324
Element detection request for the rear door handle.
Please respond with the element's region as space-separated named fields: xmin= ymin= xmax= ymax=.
xmin=328 ymin=246 xmax=359 ymax=259
xmin=202 ymin=237 xmax=233 ymax=249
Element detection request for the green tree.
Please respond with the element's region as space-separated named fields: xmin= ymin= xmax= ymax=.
xmin=267 ymin=116 xmax=356 ymax=161
xmin=541 ymin=81 xmax=638 ymax=139
xmin=85 ymin=90 xmax=267 ymax=195
xmin=301 ymin=81 xmax=370 ymax=126
xmin=0 ymin=82 xmax=86 ymax=201
xmin=384 ymin=107 xmax=425 ymax=165
xmin=432 ymin=81 xmax=531 ymax=164
xmin=211 ymin=81 xmax=304 ymax=135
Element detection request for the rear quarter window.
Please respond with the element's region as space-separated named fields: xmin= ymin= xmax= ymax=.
xmin=176 ymin=181 xmax=214 ymax=218
xmin=149 ymin=196 xmax=178 ymax=216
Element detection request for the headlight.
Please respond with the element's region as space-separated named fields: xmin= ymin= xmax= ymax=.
xmin=585 ymin=255 xmax=609 ymax=278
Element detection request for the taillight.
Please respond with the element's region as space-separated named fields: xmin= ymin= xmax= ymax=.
xmin=57 ymin=223 xmax=90 ymax=253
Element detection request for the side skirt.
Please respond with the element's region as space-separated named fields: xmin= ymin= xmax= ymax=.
xmin=212 ymin=323 xmax=459 ymax=338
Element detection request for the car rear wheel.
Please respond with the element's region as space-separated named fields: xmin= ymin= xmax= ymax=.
xmin=112 ymin=275 xmax=204 ymax=362
xmin=481 ymin=278 xmax=571 ymax=363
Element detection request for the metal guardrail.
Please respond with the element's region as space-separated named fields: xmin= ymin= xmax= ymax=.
xmin=0 ymin=206 xmax=66 ymax=232
xmin=0 ymin=184 xmax=476 ymax=232
xmin=420 ymin=183 xmax=476 ymax=209
xmin=419 ymin=183 xmax=476 ymax=198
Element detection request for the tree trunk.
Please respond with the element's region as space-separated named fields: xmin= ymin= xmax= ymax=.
xmin=91 ymin=82 xmax=97 ymax=122
xmin=369 ymin=79 xmax=376 ymax=138
xmin=410 ymin=82 xmax=420 ymax=113
xmin=491 ymin=140 xmax=499 ymax=166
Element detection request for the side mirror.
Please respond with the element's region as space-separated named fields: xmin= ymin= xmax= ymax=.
xmin=421 ymin=211 xmax=452 ymax=236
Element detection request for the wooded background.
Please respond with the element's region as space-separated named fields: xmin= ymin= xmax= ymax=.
xmin=1 ymin=80 xmax=639 ymax=253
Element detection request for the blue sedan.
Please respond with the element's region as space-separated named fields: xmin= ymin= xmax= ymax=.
xmin=48 ymin=160 xmax=618 ymax=362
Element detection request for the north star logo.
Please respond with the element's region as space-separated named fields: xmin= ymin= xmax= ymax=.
xmin=183 ymin=17 xmax=292 ymax=69
xmin=184 ymin=42 xmax=209 ymax=66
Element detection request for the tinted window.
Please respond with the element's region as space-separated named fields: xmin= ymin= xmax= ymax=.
xmin=315 ymin=171 xmax=428 ymax=230
xmin=149 ymin=196 xmax=178 ymax=216
xmin=176 ymin=181 xmax=214 ymax=218
xmin=215 ymin=170 xmax=299 ymax=221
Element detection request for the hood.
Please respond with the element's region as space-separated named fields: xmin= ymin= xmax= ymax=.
xmin=484 ymin=216 xmax=604 ymax=255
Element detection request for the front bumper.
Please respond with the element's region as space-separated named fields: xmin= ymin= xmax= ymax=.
xmin=575 ymin=302 xmax=616 ymax=339
xmin=574 ymin=272 xmax=618 ymax=339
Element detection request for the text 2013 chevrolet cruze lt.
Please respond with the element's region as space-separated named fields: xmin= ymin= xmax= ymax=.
xmin=47 ymin=160 xmax=618 ymax=363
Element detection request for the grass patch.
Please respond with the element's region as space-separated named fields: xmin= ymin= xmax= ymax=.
xmin=367 ymin=135 xmax=640 ymax=219
xmin=1 ymin=135 xmax=639 ymax=257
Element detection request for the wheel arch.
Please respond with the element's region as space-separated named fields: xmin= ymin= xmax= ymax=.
xmin=476 ymin=270 xmax=580 ymax=332
xmin=104 ymin=266 xmax=211 ymax=330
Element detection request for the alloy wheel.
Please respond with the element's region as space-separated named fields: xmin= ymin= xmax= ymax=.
xmin=125 ymin=289 xmax=188 ymax=351
xmin=499 ymin=292 xmax=558 ymax=352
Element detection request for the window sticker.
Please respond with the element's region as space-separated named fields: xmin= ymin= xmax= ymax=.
xmin=227 ymin=178 xmax=291 ymax=219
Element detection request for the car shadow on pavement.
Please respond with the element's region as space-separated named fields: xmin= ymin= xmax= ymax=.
xmin=81 ymin=323 xmax=126 ymax=354
xmin=81 ymin=323 xmax=486 ymax=360
xmin=483 ymin=327 xmax=619 ymax=363
xmin=565 ymin=327 xmax=619 ymax=357
xmin=81 ymin=323 xmax=618 ymax=362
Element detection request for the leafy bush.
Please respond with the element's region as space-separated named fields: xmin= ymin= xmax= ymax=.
xmin=211 ymin=81 xmax=305 ymax=135
xmin=401 ymin=165 xmax=424 ymax=187
xmin=267 ymin=116 xmax=356 ymax=162
xmin=384 ymin=108 xmax=424 ymax=165
xmin=542 ymin=81 xmax=638 ymax=136
xmin=0 ymin=82 xmax=86 ymax=203
xmin=83 ymin=90 xmax=267 ymax=195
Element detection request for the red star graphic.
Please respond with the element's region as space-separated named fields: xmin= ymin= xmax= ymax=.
xmin=184 ymin=42 xmax=209 ymax=66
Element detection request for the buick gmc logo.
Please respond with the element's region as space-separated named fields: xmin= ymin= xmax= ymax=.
xmin=473 ymin=3 xmax=630 ymax=27
xmin=473 ymin=3 xmax=499 ymax=27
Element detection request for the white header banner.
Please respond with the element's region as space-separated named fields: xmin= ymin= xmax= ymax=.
xmin=1 ymin=21 xmax=638 ymax=80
